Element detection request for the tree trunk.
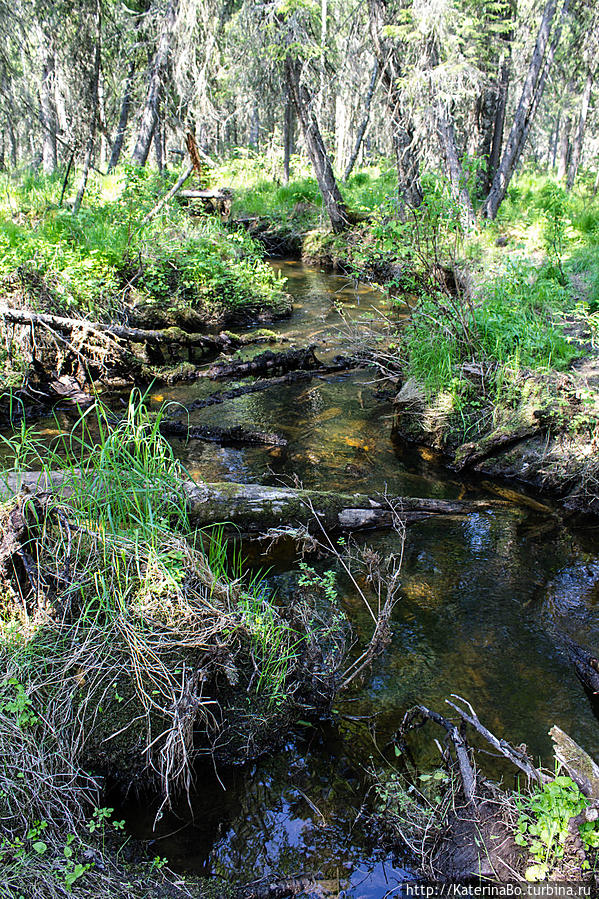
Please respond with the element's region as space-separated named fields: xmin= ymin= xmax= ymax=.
xmin=73 ymin=0 xmax=102 ymax=214
xmin=97 ymin=70 xmax=109 ymax=168
xmin=39 ymin=41 xmax=58 ymax=174
xmin=131 ymin=0 xmax=179 ymax=167
xmin=284 ymin=55 xmax=349 ymax=233
xmin=368 ymin=0 xmax=422 ymax=210
xmin=557 ymin=116 xmax=572 ymax=180
xmin=249 ymin=103 xmax=260 ymax=151
xmin=474 ymin=86 xmax=500 ymax=198
xmin=482 ymin=0 xmax=566 ymax=219
xmin=7 ymin=119 xmax=17 ymax=167
xmin=436 ymin=103 xmax=476 ymax=229
xmin=108 ymin=57 xmax=135 ymax=171
xmin=567 ymin=69 xmax=594 ymax=189
xmin=551 ymin=111 xmax=561 ymax=169
xmin=344 ymin=60 xmax=378 ymax=181
xmin=283 ymin=89 xmax=294 ymax=184
xmin=488 ymin=52 xmax=511 ymax=183
xmin=318 ymin=0 xmax=327 ymax=117
xmin=153 ymin=112 xmax=164 ymax=172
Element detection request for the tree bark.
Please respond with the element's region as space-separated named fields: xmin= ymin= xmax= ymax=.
xmin=567 ymin=69 xmax=595 ymax=189
xmin=0 ymin=306 xmax=253 ymax=355
xmin=488 ymin=53 xmax=511 ymax=184
xmin=131 ymin=0 xmax=179 ymax=167
xmin=284 ymin=55 xmax=349 ymax=233
xmin=557 ymin=115 xmax=572 ymax=180
xmin=482 ymin=0 xmax=567 ymax=219
xmin=283 ymin=88 xmax=294 ymax=184
xmin=344 ymin=60 xmax=378 ymax=181
xmin=108 ymin=57 xmax=136 ymax=171
xmin=153 ymin=112 xmax=164 ymax=172
xmin=436 ymin=102 xmax=476 ymax=229
xmin=368 ymin=0 xmax=422 ymax=210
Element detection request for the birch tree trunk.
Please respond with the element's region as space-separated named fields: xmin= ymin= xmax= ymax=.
xmin=131 ymin=0 xmax=179 ymax=167
xmin=284 ymin=55 xmax=349 ymax=233
xmin=482 ymin=0 xmax=566 ymax=219
xmin=567 ymin=69 xmax=595 ymax=188
xmin=108 ymin=57 xmax=135 ymax=172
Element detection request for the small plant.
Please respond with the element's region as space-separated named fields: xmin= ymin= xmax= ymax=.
xmin=297 ymin=562 xmax=337 ymax=603
xmin=0 ymin=678 xmax=38 ymax=728
xmin=514 ymin=775 xmax=599 ymax=881
xmin=538 ymin=181 xmax=568 ymax=282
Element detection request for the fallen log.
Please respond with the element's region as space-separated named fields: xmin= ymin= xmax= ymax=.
xmin=161 ymin=355 xmax=357 ymax=391
xmin=561 ymin=634 xmax=599 ymax=697
xmin=550 ymin=725 xmax=599 ymax=799
xmin=0 ymin=307 xmax=241 ymax=355
xmin=197 ymin=346 xmax=323 ymax=380
xmin=142 ymin=164 xmax=194 ymax=223
xmin=1 ymin=472 xmax=516 ymax=534
xmin=179 ymin=358 xmax=359 ymax=407
xmin=158 ymin=420 xmax=287 ymax=448
xmin=453 ymin=424 xmax=541 ymax=471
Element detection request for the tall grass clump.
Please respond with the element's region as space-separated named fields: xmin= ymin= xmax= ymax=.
xmin=0 ymin=391 xmax=346 ymax=896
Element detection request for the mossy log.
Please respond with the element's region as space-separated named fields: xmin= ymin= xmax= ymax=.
xmin=550 ymin=725 xmax=599 ymax=799
xmin=2 ymin=471 xmax=515 ymax=533
xmin=158 ymin=420 xmax=288 ymax=447
xmin=0 ymin=306 xmax=242 ymax=354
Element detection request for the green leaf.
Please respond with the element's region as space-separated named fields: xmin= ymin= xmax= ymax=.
xmin=525 ymin=863 xmax=548 ymax=882
xmin=32 ymin=841 xmax=47 ymax=854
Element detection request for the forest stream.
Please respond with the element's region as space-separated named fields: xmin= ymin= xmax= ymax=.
xmin=11 ymin=261 xmax=599 ymax=896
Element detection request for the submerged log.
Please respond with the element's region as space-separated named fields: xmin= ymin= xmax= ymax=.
xmin=198 ymin=346 xmax=324 ymax=380
xmin=162 ymin=355 xmax=357 ymax=392
xmin=158 ymin=420 xmax=288 ymax=448
xmin=1 ymin=472 xmax=515 ymax=534
xmin=561 ymin=634 xmax=599 ymax=697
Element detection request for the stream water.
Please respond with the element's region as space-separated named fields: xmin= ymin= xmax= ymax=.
xmin=119 ymin=261 xmax=599 ymax=896
xmin=16 ymin=262 xmax=599 ymax=895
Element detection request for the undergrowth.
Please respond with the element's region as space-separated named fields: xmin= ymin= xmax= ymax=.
xmin=0 ymin=166 xmax=287 ymax=322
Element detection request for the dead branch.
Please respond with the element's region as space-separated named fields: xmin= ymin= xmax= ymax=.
xmin=445 ymin=695 xmax=547 ymax=785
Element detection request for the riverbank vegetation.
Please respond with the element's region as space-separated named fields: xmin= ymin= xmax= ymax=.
xmin=0 ymin=393 xmax=354 ymax=897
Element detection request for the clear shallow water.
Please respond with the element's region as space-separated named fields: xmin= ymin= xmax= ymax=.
xmin=8 ymin=261 xmax=599 ymax=895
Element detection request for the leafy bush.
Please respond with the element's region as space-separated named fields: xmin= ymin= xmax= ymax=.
xmin=515 ymin=776 xmax=599 ymax=881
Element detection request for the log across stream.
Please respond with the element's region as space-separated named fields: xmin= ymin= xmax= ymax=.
xmin=5 ymin=260 xmax=599 ymax=894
